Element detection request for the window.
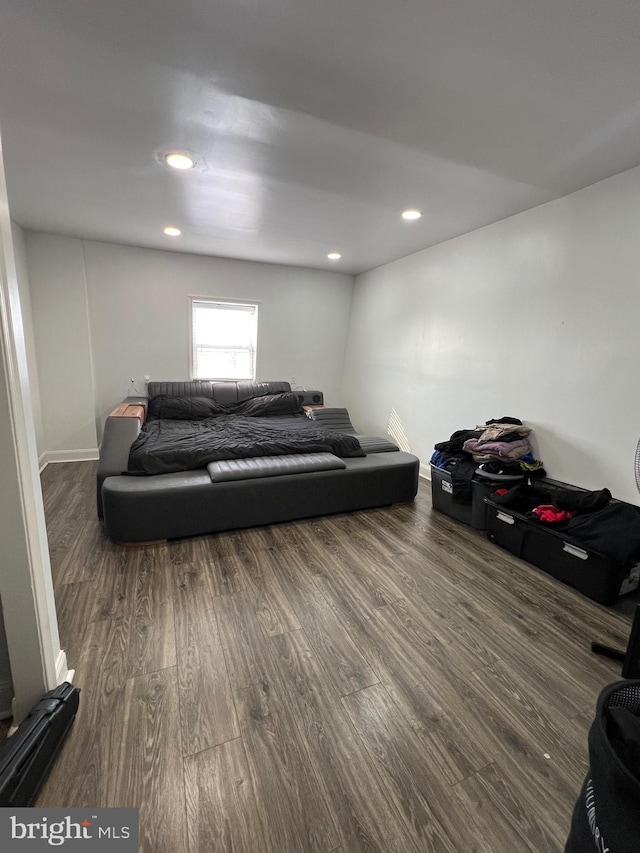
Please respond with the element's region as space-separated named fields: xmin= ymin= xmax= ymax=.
xmin=191 ymin=299 xmax=258 ymax=380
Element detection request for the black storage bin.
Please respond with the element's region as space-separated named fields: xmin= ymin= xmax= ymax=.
xmin=485 ymin=497 xmax=640 ymax=605
xmin=430 ymin=464 xmax=521 ymax=531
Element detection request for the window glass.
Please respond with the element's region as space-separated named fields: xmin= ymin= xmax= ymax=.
xmin=191 ymin=300 xmax=258 ymax=380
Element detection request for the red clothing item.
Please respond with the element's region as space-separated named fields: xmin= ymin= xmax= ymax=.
xmin=533 ymin=504 xmax=575 ymax=523
xmin=493 ymin=488 xmax=509 ymax=496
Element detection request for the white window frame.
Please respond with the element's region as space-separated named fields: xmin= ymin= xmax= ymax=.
xmin=189 ymin=296 xmax=260 ymax=381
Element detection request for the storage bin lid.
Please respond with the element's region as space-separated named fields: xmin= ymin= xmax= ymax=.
xmin=474 ymin=468 xmax=523 ymax=482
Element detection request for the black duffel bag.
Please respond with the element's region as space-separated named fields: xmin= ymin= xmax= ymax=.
xmin=565 ymin=680 xmax=640 ymax=852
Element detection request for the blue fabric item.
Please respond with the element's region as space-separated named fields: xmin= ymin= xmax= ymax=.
xmin=430 ymin=450 xmax=448 ymax=469
xmin=518 ymin=452 xmax=536 ymax=463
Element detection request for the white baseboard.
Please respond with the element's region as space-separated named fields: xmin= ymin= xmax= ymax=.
xmin=8 ymin=652 xmax=74 ymax=726
xmin=55 ymin=650 xmax=74 ymax=687
xmin=39 ymin=448 xmax=99 ymax=468
xmin=419 ymin=462 xmax=431 ymax=481
xmin=0 ymin=679 xmax=13 ymax=721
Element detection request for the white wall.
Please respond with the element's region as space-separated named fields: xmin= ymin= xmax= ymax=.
xmin=0 ymin=223 xmax=36 ymax=717
xmin=11 ymin=222 xmax=43 ymax=455
xmin=0 ymin=606 xmax=13 ymax=718
xmin=342 ymin=164 xmax=640 ymax=504
xmin=26 ymin=233 xmax=98 ymax=456
xmin=24 ymin=235 xmax=353 ymax=445
xmin=0 ymin=146 xmax=69 ymax=722
xmin=81 ymin=241 xmax=353 ymax=435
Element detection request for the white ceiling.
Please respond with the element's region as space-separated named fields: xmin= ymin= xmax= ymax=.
xmin=2 ymin=1 xmax=640 ymax=275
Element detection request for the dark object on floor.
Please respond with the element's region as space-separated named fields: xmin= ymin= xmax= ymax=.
xmin=592 ymin=604 xmax=640 ymax=679
xmin=565 ymin=679 xmax=640 ymax=853
xmin=0 ymin=682 xmax=80 ymax=807
xmin=431 ymin=464 xmax=522 ymax=530
xmin=484 ymin=493 xmax=639 ymax=605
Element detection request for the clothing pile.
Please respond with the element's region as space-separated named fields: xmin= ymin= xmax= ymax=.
xmin=463 ymin=416 xmax=532 ymax=463
xmin=493 ymin=482 xmax=640 ymax=565
xmin=431 ymin=416 xmax=545 ymax=505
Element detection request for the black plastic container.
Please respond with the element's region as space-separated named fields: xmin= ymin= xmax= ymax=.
xmin=484 ymin=498 xmax=640 ymax=605
xmin=430 ymin=464 xmax=521 ymax=530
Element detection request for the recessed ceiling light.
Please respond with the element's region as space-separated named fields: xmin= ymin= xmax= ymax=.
xmin=327 ymin=252 xmax=341 ymax=260
xmin=163 ymin=226 xmax=181 ymax=236
xmin=401 ymin=209 xmax=422 ymax=220
xmin=164 ymin=151 xmax=195 ymax=170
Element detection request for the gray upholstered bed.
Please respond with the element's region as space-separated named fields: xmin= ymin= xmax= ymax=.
xmin=97 ymin=380 xmax=419 ymax=543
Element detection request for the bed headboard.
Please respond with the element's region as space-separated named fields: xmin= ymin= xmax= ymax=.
xmin=146 ymin=380 xmax=291 ymax=404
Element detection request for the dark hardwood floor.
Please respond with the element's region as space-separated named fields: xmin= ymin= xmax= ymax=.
xmin=36 ymin=461 xmax=633 ymax=851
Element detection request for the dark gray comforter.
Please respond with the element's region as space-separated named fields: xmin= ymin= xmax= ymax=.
xmin=128 ymin=414 xmax=364 ymax=475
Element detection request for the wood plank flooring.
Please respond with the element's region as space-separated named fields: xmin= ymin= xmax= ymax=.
xmin=36 ymin=461 xmax=637 ymax=852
